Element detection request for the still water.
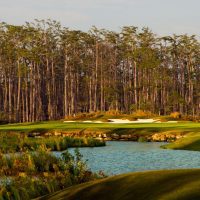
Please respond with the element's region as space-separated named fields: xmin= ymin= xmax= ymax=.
xmin=63 ymin=141 xmax=200 ymax=175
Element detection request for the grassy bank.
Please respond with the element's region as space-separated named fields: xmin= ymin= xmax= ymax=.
xmin=162 ymin=132 xmax=200 ymax=151
xmin=0 ymin=120 xmax=199 ymax=151
xmin=40 ymin=169 xmax=200 ymax=200
xmin=0 ymin=119 xmax=200 ymax=152
xmin=0 ymin=132 xmax=105 ymax=153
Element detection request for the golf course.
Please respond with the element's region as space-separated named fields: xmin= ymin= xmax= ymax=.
xmin=0 ymin=120 xmax=200 ymax=151
xmin=0 ymin=118 xmax=200 ymax=199
xmin=1 ymin=0 xmax=200 ymax=197
xmin=33 ymin=120 xmax=200 ymax=200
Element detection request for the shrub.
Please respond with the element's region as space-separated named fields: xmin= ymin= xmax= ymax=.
xmin=0 ymin=148 xmax=102 ymax=199
xmin=181 ymin=115 xmax=200 ymax=122
xmin=170 ymin=112 xmax=181 ymax=119
xmin=0 ymin=133 xmax=105 ymax=153
xmin=138 ymin=137 xmax=148 ymax=142
xmin=131 ymin=110 xmax=154 ymax=119
xmin=65 ymin=112 xmax=97 ymax=120
xmin=105 ymin=110 xmax=122 ymax=116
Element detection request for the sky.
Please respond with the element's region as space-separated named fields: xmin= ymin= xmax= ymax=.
xmin=0 ymin=0 xmax=199 ymax=36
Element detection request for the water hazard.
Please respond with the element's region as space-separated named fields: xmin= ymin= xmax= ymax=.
xmin=65 ymin=141 xmax=200 ymax=175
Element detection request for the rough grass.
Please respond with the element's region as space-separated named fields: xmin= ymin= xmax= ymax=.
xmin=0 ymin=132 xmax=105 ymax=153
xmin=65 ymin=111 xmax=155 ymax=121
xmin=0 ymin=147 xmax=101 ymax=200
xmin=39 ymin=169 xmax=200 ymax=200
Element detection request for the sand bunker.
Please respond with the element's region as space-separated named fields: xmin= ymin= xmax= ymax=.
xmin=83 ymin=121 xmax=103 ymax=123
xmin=108 ymin=119 xmax=158 ymax=123
xmin=64 ymin=119 xmax=178 ymax=124
xmin=94 ymin=121 xmax=103 ymax=123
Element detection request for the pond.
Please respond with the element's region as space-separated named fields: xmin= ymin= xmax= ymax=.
xmin=59 ymin=141 xmax=200 ymax=175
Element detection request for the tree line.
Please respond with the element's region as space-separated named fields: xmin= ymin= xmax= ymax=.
xmin=0 ymin=20 xmax=199 ymax=122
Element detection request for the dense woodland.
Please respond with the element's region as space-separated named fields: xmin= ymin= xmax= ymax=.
xmin=0 ymin=20 xmax=199 ymax=122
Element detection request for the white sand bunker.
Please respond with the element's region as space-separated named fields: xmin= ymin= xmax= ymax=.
xmin=83 ymin=121 xmax=103 ymax=123
xmin=64 ymin=120 xmax=103 ymax=123
xmin=108 ymin=119 xmax=158 ymax=124
xmin=64 ymin=119 xmax=178 ymax=124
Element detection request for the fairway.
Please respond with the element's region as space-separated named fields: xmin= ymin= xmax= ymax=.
xmin=40 ymin=169 xmax=200 ymax=200
xmin=0 ymin=121 xmax=199 ymax=133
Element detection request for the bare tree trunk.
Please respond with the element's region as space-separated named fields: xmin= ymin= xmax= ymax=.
xmin=134 ymin=61 xmax=137 ymax=108
xmin=16 ymin=59 xmax=21 ymax=121
xmin=8 ymin=77 xmax=12 ymax=122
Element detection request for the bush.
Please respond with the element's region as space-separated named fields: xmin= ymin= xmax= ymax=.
xmin=181 ymin=115 xmax=200 ymax=122
xmin=105 ymin=110 xmax=122 ymax=116
xmin=170 ymin=112 xmax=181 ymax=119
xmin=131 ymin=110 xmax=155 ymax=119
xmin=138 ymin=137 xmax=148 ymax=142
xmin=0 ymin=133 xmax=106 ymax=153
xmin=65 ymin=111 xmax=123 ymax=121
xmin=65 ymin=112 xmax=98 ymax=120
xmin=0 ymin=147 xmax=102 ymax=199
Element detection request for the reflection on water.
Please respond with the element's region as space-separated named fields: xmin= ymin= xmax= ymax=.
xmin=56 ymin=141 xmax=200 ymax=175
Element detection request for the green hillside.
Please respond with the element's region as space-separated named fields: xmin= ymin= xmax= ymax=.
xmin=40 ymin=169 xmax=200 ymax=200
xmin=162 ymin=132 xmax=200 ymax=151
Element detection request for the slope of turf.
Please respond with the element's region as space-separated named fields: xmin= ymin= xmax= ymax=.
xmin=39 ymin=169 xmax=200 ymax=200
xmin=162 ymin=132 xmax=200 ymax=151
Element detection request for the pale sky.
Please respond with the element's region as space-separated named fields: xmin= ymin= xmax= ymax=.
xmin=0 ymin=0 xmax=199 ymax=36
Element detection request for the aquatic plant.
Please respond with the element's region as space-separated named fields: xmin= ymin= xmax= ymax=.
xmin=0 ymin=132 xmax=105 ymax=153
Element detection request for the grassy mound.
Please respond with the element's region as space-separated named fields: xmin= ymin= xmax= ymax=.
xmin=162 ymin=132 xmax=200 ymax=151
xmin=39 ymin=169 xmax=200 ymax=200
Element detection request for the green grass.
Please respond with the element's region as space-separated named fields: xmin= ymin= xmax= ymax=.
xmin=162 ymin=132 xmax=200 ymax=151
xmin=39 ymin=169 xmax=200 ymax=200
xmin=0 ymin=121 xmax=199 ymax=151
xmin=0 ymin=121 xmax=199 ymax=133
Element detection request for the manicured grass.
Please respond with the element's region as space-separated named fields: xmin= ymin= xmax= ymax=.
xmin=39 ymin=169 xmax=200 ymax=200
xmin=0 ymin=121 xmax=199 ymax=134
xmin=162 ymin=132 xmax=200 ymax=151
